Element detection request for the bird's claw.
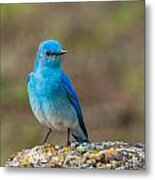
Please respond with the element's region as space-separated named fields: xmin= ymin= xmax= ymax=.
xmin=66 ymin=140 xmax=71 ymax=146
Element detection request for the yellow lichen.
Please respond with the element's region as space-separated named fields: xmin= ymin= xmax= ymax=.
xmin=105 ymin=148 xmax=117 ymax=160
xmin=19 ymin=154 xmax=32 ymax=166
xmin=42 ymin=146 xmax=56 ymax=152
xmin=63 ymin=146 xmax=71 ymax=152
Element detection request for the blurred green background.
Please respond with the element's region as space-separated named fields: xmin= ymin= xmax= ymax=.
xmin=1 ymin=1 xmax=144 ymax=166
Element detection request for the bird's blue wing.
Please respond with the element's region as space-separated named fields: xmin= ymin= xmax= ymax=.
xmin=62 ymin=73 xmax=88 ymax=139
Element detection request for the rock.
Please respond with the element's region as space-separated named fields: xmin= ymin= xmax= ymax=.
xmin=6 ymin=141 xmax=145 ymax=169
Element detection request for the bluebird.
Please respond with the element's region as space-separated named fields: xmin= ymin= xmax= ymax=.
xmin=27 ymin=40 xmax=89 ymax=145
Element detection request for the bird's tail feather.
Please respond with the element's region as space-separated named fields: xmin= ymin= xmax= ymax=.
xmin=72 ymin=133 xmax=90 ymax=143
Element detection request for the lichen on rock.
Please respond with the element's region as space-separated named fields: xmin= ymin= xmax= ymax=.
xmin=6 ymin=141 xmax=145 ymax=170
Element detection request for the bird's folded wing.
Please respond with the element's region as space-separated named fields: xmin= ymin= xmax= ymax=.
xmin=62 ymin=73 xmax=88 ymax=138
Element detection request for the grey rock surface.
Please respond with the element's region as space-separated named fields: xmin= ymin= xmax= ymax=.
xmin=6 ymin=141 xmax=145 ymax=170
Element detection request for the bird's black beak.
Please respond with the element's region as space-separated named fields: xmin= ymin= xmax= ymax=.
xmin=60 ymin=49 xmax=67 ymax=55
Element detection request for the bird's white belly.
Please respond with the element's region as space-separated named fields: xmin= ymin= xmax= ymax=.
xmin=32 ymin=100 xmax=78 ymax=131
xmin=37 ymin=112 xmax=78 ymax=131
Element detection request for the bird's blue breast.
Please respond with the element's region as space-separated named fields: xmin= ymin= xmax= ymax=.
xmin=27 ymin=67 xmax=78 ymax=130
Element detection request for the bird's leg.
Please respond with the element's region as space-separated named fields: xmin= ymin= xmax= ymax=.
xmin=66 ymin=128 xmax=71 ymax=146
xmin=43 ymin=128 xmax=52 ymax=144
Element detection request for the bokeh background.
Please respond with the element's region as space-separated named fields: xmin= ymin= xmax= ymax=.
xmin=1 ymin=1 xmax=144 ymax=166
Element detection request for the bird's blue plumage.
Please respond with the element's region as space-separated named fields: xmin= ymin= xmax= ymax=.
xmin=62 ymin=73 xmax=88 ymax=141
xmin=27 ymin=40 xmax=89 ymax=143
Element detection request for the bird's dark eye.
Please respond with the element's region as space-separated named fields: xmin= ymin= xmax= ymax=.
xmin=46 ymin=51 xmax=51 ymax=56
xmin=45 ymin=51 xmax=63 ymax=57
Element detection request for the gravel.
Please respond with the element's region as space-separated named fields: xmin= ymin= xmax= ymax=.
xmin=6 ymin=141 xmax=145 ymax=169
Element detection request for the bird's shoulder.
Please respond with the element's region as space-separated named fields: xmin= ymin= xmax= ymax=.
xmin=61 ymin=73 xmax=81 ymax=114
xmin=61 ymin=73 xmax=77 ymax=96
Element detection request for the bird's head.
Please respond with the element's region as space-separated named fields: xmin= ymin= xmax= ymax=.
xmin=34 ymin=40 xmax=67 ymax=71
